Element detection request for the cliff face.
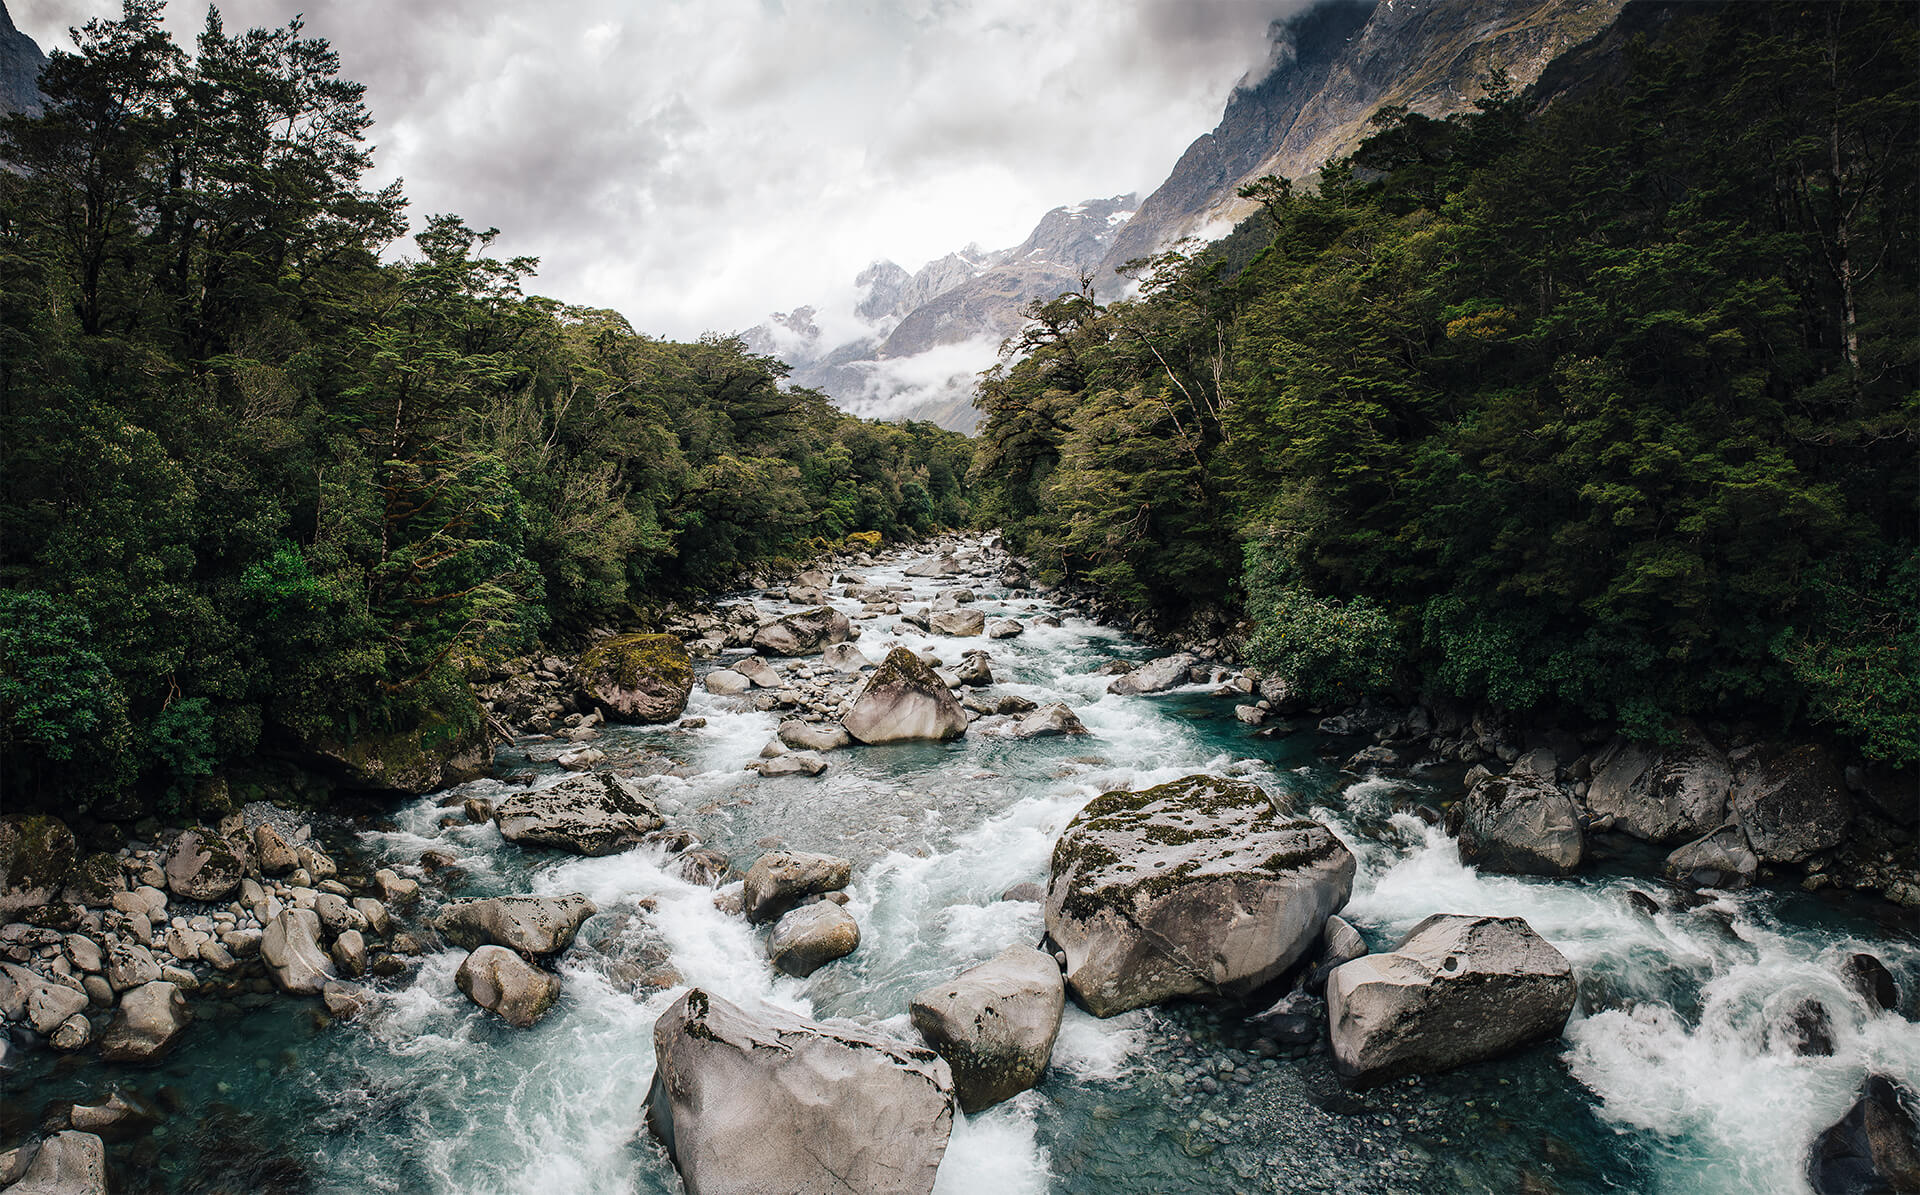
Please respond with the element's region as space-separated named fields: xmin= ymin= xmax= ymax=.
xmin=1 ymin=4 xmax=48 ymax=119
xmin=1093 ymin=0 xmax=1628 ymax=288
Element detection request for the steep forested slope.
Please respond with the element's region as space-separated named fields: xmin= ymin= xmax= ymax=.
xmin=973 ymin=1 xmax=1918 ymax=762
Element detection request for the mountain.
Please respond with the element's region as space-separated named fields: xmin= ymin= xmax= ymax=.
xmin=1 ymin=3 xmax=48 ymax=118
xmin=755 ymin=0 xmax=1631 ymax=433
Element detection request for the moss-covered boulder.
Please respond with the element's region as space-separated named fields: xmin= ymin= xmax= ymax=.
xmin=578 ymin=633 xmax=693 ymax=724
xmin=1044 ymin=774 xmax=1355 ymax=1017
xmin=0 ymin=815 xmax=77 ymax=921
xmin=308 ymin=714 xmax=491 ymax=796
xmin=63 ymin=852 xmax=124 ymax=908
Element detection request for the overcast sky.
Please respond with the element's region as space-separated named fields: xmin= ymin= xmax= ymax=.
xmin=12 ymin=0 xmax=1306 ymax=340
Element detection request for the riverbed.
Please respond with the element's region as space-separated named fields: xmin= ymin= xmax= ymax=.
xmin=9 ymin=541 xmax=1917 ymax=1194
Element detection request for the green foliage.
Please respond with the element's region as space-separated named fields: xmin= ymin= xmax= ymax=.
xmin=1243 ymin=541 xmax=1401 ymax=704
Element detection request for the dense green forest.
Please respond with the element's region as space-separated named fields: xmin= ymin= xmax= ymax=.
xmin=972 ymin=3 xmax=1918 ymax=763
xmin=0 ymin=1 xmax=971 ymax=815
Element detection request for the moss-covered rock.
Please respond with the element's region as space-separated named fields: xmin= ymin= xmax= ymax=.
xmin=64 ymin=851 xmax=124 ymax=908
xmin=164 ymin=827 xmax=246 ymax=902
xmin=578 ymin=633 xmax=693 ymax=724
xmin=0 ymin=815 xmax=77 ymax=920
xmin=307 ymin=711 xmax=490 ymax=797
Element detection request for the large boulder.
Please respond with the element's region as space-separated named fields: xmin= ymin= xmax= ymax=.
xmin=578 ymin=633 xmax=693 ymax=724
xmin=1456 ymin=771 xmax=1585 ymax=875
xmin=752 ymin=607 xmax=851 ymax=657
xmin=260 ymin=907 xmax=336 ymax=994
xmin=1584 ymin=725 xmax=1732 ymax=845
xmin=164 ymin=827 xmax=247 ymax=902
xmin=766 ymin=903 xmax=861 ymax=977
xmin=743 ymin=852 xmax=851 ymax=925
xmin=456 ymin=944 xmax=561 ymax=1028
xmin=1326 ymin=914 xmax=1576 ymax=1083
xmin=1808 ymin=1075 xmax=1920 ymax=1195
xmin=1731 ymin=744 xmax=1853 ymax=863
xmin=494 ymin=773 xmax=665 ymax=856
xmin=1105 ymin=653 xmax=1198 ymax=696
xmin=928 ymin=609 xmax=986 ymax=637
xmin=1044 ymin=774 xmax=1356 ymax=1017
xmin=842 ymin=648 xmax=969 ymax=745
xmin=704 ymin=669 xmax=751 ymax=696
xmin=0 ymin=963 xmax=88 ymax=1034
xmin=910 ymin=945 xmax=1065 ymax=1113
xmin=5 ymin=1131 xmax=107 ymax=1195
xmin=1010 ymin=704 xmax=1089 ymax=738
xmin=646 ymin=988 xmax=954 ymax=1195
xmin=1663 ymin=822 xmax=1759 ymax=889
xmin=0 ymin=815 xmax=77 ymax=920
xmin=98 ymin=980 xmax=191 ymax=1062
xmin=433 ymin=894 xmax=598 ymax=958
xmin=903 ymin=556 xmax=958 ymax=578
xmin=305 ymin=711 xmax=490 ymax=796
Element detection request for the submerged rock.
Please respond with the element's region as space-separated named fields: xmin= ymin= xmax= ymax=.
xmin=766 ymin=903 xmax=860 ymax=977
xmin=910 ymin=945 xmax=1065 ymax=1113
xmin=743 ymin=852 xmax=851 ymax=925
xmin=493 ymin=773 xmax=665 ymax=856
xmin=751 ymin=751 xmax=829 ymax=777
xmin=433 ymin=894 xmax=599 ymax=957
xmin=1326 ymin=914 xmax=1576 ymax=1083
xmin=1044 ymin=774 xmax=1355 ymax=1017
xmin=1456 ymin=771 xmax=1585 ymax=875
xmin=578 ymin=633 xmax=694 ymax=723
xmin=842 ymin=648 xmax=969 ymax=744
xmin=646 ymin=988 xmax=954 ymax=1195
xmin=456 ymin=945 xmax=561 ymax=1028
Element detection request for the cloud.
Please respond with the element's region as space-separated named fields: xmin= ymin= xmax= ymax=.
xmin=10 ymin=0 xmax=1315 ymax=341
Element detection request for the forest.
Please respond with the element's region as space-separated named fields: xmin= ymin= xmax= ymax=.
xmin=0 ymin=1 xmax=972 ymax=816
xmin=970 ymin=1 xmax=1918 ymax=765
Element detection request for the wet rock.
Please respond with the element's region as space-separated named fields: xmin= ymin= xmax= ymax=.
xmin=61 ymin=935 xmax=100 ymax=975
xmin=928 ymin=608 xmax=986 ymax=637
xmin=0 ymin=816 xmax=77 ymax=920
xmin=49 ymin=1013 xmax=91 ymax=1052
xmin=353 ymin=897 xmax=391 ymax=936
xmin=6 ymin=1130 xmax=107 ymax=1195
xmin=1664 ymin=822 xmax=1759 ymax=890
xmin=777 ymin=720 xmax=852 ymax=752
xmin=455 ymin=945 xmax=561 ymax=1028
xmin=1731 ymin=744 xmax=1853 ymax=863
xmin=1840 ymin=953 xmax=1900 ymax=1013
xmin=99 ymin=980 xmax=191 ymax=1061
xmin=579 ymin=633 xmax=694 ymax=723
xmin=904 ymin=555 xmax=959 ymax=577
xmin=704 ymin=669 xmax=752 ymax=696
xmin=494 ymin=772 xmax=665 ymax=856
xmin=743 ymin=852 xmax=851 ymax=924
xmin=260 ymin=908 xmax=336 ymax=994
xmin=675 ymin=848 xmax=733 ymax=888
xmin=373 ymin=868 xmax=419 ymax=905
xmin=751 ymin=751 xmax=829 ymax=777
xmin=1585 ymin=726 xmax=1732 ymax=845
xmin=1235 ymin=704 xmax=1266 ymax=726
xmin=821 ymin=642 xmax=871 ymax=672
xmin=0 ymin=964 xmax=88 ymax=1035
xmin=330 ymin=930 xmax=368 ymax=977
xmin=766 ymin=903 xmax=861 ymax=978
xmin=252 ymin=824 xmax=298 ymax=875
xmin=985 ymin=619 xmax=1024 ymax=639
xmin=1106 ymin=653 xmax=1197 ymax=696
xmin=1326 ymin=914 xmax=1576 ymax=1084
xmin=321 ymin=981 xmax=366 ymax=1019
xmin=65 ymin=1090 xmax=156 ymax=1140
xmin=733 ymin=656 xmax=781 ymax=688
xmin=556 ymin=746 xmax=604 ymax=772
xmin=1008 ymin=704 xmax=1089 ymax=738
xmin=433 ymin=894 xmax=599 ymax=957
xmin=1770 ymin=997 xmax=1836 ymax=1057
xmin=646 ymin=987 xmax=954 ymax=1195
xmin=752 ymin=607 xmax=852 ymax=657
xmin=1456 ymin=771 xmax=1585 ymax=876
xmin=103 ymin=940 xmax=161 ymax=992
xmin=1807 ymin=1075 xmax=1920 ymax=1195
xmin=842 ymin=648 xmax=969 ymax=744
xmin=910 ymin=945 xmax=1064 ymax=1113
xmin=952 ymin=652 xmax=994 ymax=687
xmin=1001 ymin=882 xmax=1046 ymax=903
xmin=163 ymin=828 xmax=246 ymax=902
xmin=1044 ymin=774 xmax=1355 ymax=1017
xmin=1624 ymin=889 xmax=1662 ymax=917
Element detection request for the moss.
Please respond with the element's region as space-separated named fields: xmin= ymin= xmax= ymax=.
xmin=0 ymin=814 xmax=77 ymax=893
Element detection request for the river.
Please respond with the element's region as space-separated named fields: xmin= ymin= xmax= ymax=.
xmin=9 ymin=540 xmax=1916 ymax=1194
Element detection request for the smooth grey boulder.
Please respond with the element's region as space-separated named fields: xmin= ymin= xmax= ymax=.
xmin=751 ymin=751 xmax=829 ymax=777
xmin=752 ymin=607 xmax=851 ymax=657
xmin=98 ymin=980 xmax=190 ymax=1061
xmin=0 ymin=964 xmax=88 ymax=1035
xmin=252 ymin=823 xmax=298 ymax=874
xmin=821 ymin=642 xmax=871 ymax=672
xmin=777 ymin=720 xmax=852 ymax=752
xmin=743 ymin=852 xmax=852 ymax=925
xmin=1584 ymin=726 xmax=1733 ymax=845
xmin=767 ymin=903 xmax=861 ymax=977
xmin=494 ymin=773 xmax=665 ymax=856
xmin=1326 ymin=914 xmax=1576 ymax=1083
xmin=1731 ymin=744 xmax=1852 ymax=863
xmin=1105 ymin=653 xmax=1198 ymax=696
xmin=456 ymin=945 xmax=561 ymax=1028
xmin=953 ymin=652 xmax=994 ymax=687
xmin=1009 ymin=703 xmax=1088 ymax=738
xmin=732 ymin=656 xmax=781 ymax=688
xmin=646 ymin=988 xmax=954 ymax=1195
xmin=6 ymin=1131 xmax=107 ymax=1195
xmin=1663 ymin=822 xmax=1759 ymax=889
xmin=1044 ymin=774 xmax=1355 ymax=1017
xmin=985 ymin=618 xmax=1023 ymax=639
xmin=929 ymin=609 xmax=986 ymax=637
xmin=164 ymin=827 xmax=246 ymax=902
xmin=261 ymin=907 xmax=336 ymax=994
xmin=1456 ymin=771 xmax=1585 ymax=875
xmin=910 ymin=945 xmax=1065 ymax=1113
xmin=434 ymin=894 xmax=599 ymax=957
xmin=842 ymin=648 xmax=969 ymax=744
xmin=703 ymin=669 xmax=751 ymax=696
